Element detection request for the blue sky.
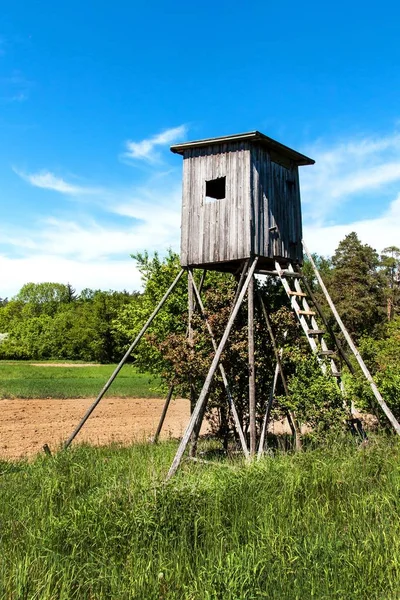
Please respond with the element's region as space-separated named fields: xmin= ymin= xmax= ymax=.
xmin=1 ymin=0 xmax=400 ymax=297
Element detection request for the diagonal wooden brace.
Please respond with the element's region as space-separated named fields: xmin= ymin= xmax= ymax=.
xmin=166 ymin=258 xmax=258 ymax=479
xmin=188 ymin=270 xmax=249 ymax=458
xmin=63 ymin=268 xmax=185 ymax=449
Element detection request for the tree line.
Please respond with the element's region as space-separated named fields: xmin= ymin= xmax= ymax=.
xmin=1 ymin=233 xmax=399 ymax=437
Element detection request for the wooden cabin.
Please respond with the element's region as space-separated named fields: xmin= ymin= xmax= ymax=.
xmin=171 ymin=131 xmax=314 ymax=272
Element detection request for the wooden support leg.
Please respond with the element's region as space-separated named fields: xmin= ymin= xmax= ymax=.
xmin=63 ymin=268 xmax=185 ymax=449
xmin=152 ymin=385 xmax=174 ymax=444
xmin=258 ymin=360 xmax=279 ymax=457
xmin=188 ymin=270 xmax=207 ymax=457
xmin=166 ymin=258 xmax=258 ymax=479
xmin=189 ymin=271 xmax=249 ymax=458
xmin=303 ymin=240 xmax=400 ymax=437
xmin=188 ymin=269 xmax=195 ymax=413
xmin=189 ymin=392 xmax=208 ymax=457
xmin=257 ymin=291 xmax=302 ymax=451
xmin=248 ymin=274 xmax=256 ymax=456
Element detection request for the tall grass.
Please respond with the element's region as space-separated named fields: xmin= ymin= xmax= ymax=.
xmin=0 ymin=361 xmax=161 ymax=398
xmin=1 ymin=436 xmax=400 ymax=599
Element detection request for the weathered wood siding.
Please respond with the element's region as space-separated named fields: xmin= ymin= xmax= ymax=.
xmin=250 ymin=146 xmax=303 ymax=264
xmin=181 ymin=142 xmax=252 ymax=267
xmin=180 ymin=141 xmax=303 ymax=269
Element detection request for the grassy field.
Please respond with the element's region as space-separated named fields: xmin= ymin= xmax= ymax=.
xmin=0 ymin=361 xmax=161 ymax=399
xmin=1 ymin=437 xmax=400 ymax=599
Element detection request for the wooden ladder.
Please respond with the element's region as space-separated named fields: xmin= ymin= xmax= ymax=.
xmin=275 ymin=260 xmax=342 ymax=382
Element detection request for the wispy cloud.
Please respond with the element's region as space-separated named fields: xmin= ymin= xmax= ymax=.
xmin=0 ymin=70 xmax=33 ymax=102
xmin=301 ymin=131 xmax=400 ymax=221
xmin=14 ymin=168 xmax=99 ymax=195
xmin=304 ymin=192 xmax=400 ymax=257
xmin=123 ymin=125 xmax=187 ymax=163
xmin=0 ymin=254 xmax=142 ymax=299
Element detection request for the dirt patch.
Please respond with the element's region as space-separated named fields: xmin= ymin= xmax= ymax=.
xmin=0 ymin=397 xmax=204 ymax=460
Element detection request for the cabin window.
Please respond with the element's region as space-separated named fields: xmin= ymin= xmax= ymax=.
xmin=205 ymin=177 xmax=226 ymax=202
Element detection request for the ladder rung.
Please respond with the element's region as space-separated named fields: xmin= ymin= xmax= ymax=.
xmin=288 ymin=291 xmax=307 ymax=297
xmin=279 ymin=271 xmax=304 ymax=278
xmin=319 ymin=350 xmax=335 ymax=356
xmin=331 ymin=371 xmax=341 ymax=377
xmin=298 ymin=310 xmax=316 ymax=316
xmin=307 ymin=329 xmax=325 ymax=336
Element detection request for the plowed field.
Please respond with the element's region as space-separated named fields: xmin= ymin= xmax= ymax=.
xmin=0 ymin=397 xmax=194 ymax=460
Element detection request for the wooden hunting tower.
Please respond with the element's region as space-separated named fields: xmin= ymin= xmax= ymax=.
xmin=171 ymin=131 xmax=314 ymax=271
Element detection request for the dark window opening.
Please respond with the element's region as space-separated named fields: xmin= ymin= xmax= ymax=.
xmin=205 ymin=177 xmax=226 ymax=202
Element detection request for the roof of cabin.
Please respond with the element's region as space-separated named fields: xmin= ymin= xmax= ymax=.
xmin=170 ymin=130 xmax=315 ymax=166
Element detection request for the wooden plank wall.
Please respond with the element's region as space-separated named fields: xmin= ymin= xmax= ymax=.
xmin=180 ymin=142 xmax=303 ymax=268
xmin=250 ymin=146 xmax=303 ymax=264
xmin=181 ymin=142 xmax=251 ymax=267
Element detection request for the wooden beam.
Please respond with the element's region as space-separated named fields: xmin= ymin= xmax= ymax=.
xmin=257 ymin=360 xmax=279 ymax=458
xmin=166 ymin=258 xmax=258 ymax=479
xmin=303 ymin=240 xmax=400 ymax=437
xmin=152 ymin=385 xmax=174 ymax=444
xmin=189 ymin=271 xmax=249 ymax=458
xmin=63 ymin=268 xmax=185 ymax=449
xmin=248 ymin=274 xmax=256 ymax=456
xmin=257 ymin=291 xmax=302 ymax=450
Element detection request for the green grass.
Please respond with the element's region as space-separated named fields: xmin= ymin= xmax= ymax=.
xmin=0 ymin=361 xmax=161 ymax=398
xmin=1 ymin=436 xmax=400 ymax=599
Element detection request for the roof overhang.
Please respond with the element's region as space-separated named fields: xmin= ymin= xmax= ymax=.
xmin=170 ymin=130 xmax=315 ymax=166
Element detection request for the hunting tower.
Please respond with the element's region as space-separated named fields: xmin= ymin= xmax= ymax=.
xmin=171 ymin=131 xmax=314 ymax=272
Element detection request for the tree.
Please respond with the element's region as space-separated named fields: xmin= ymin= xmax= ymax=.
xmin=380 ymin=246 xmax=400 ymax=321
xmin=15 ymin=282 xmax=73 ymax=316
xmin=326 ymin=232 xmax=386 ymax=340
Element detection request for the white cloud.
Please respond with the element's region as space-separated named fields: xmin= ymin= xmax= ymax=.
xmin=14 ymin=169 xmax=98 ymax=195
xmin=0 ymin=254 xmax=142 ymax=299
xmin=0 ymin=183 xmax=182 ymax=296
xmin=123 ymin=125 xmax=187 ymax=163
xmin=304 ymin=193 xmax=400 ymax=257
xmin=300 ymin=131 xmax=400 ymax=221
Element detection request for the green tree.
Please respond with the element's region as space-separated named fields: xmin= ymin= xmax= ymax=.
xmin=380 ymin=246 xmax=400 ymax=321
xmin=15 ymin=282 xmax=73 ymax=316
xmin=326 ymin=232 xmax=386 ymax=340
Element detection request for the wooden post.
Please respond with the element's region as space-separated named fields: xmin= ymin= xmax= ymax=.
xmin=248 ymin=274 xmax=256 ymax=456
xmin=166 ymin=257 xmax=258 ymax=479
xmin=152 ymin=385 xmax=174 ymax=444
xmin=303 ymin=240 xmax=400 ymax=436
xmin=258 ymin=360 xmax=280 ymax=457
xmin=257 ymin=291 xmax=302 ymax=450
xmin=189 ymin=271 xmax=249 ymax=458
xmin=188 ymin=268 xmax=195 ymax=418
xmin=188 ymin=269 xmax=207 ymax=457
xmin=63 ymin=268 xmax=185 ymax=449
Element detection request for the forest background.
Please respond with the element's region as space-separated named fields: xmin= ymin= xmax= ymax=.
xmin=1 ymin=232 xmax=399 ymax=437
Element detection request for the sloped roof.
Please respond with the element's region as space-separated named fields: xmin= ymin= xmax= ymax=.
xmin=170 ymin=130 xmax=314 ymax=166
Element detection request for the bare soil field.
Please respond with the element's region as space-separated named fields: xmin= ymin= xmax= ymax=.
xmin=0 ymin=397 xmax=196 ymax=460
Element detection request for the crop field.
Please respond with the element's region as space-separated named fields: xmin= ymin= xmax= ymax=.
xmin=1 ymin=438 xmax=400 ymax=599
xmin=0 ymin=361 xmax=161 ymax=399
xmin=0 ymin=361 xmax=194 ymax=460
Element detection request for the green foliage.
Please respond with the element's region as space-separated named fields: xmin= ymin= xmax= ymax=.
xmin=327 ymin=232 xmax=386 ymax=339
xmin=113 ymin=250 xmax=188 ymax=376
xmin=0 ymin=285 xmax=136 ymax=363
xmin=357 ymin=317 xmax=400 ymax=420
xmin=0 ymin=361 xmax=160 ymax=399
xmin=380 ymin=246 xmax=400 ymax=321
xmin=1 ymin=439 xmax=400 ymax=599
xmin=283 ymin=352 xmax=345 ymax=435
